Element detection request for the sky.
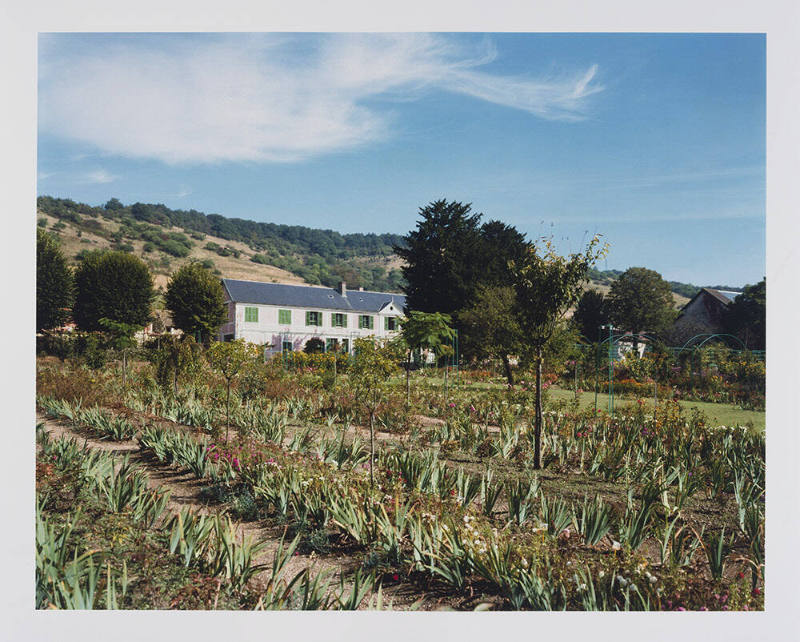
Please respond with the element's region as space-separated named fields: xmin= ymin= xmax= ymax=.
xmin=37 ymin=32 xmax=766 ymax=287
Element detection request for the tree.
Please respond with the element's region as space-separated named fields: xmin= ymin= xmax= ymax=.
xmin=723 ymin=278 xmax=766 ymax=350
xmin=37 ymin=228 xmax=73 ymax=332
xmin=97 ymin=318 xmax=142 ymax=386
xmin=394 ymin=200 xmax=484 ymax=315
xmin=572 ymin=289 xmax=609 ymax=342
xmin=165 ymin=263 xmax=227 ymax=344
xmin=511 ymin=236 xmax=607 ymax=469
xmin=73 ymin=251 xmax=154 ymax=331
xmin=349 ymin=338 xmax=399 ymax=488
xmin=397 ymin=311 xmax=455 ymax=403
xmin=206 ymin=339 xmax=258 ymax=442
xmin=607 ymin=267 xmax=677 ymax=343
xmin=458 ymin=286 xmax=523 ymax=385
xmin=151 ymin=335 xmax=201 ymax=395
xmin=304 ymin=338 xmax=325 ymax=354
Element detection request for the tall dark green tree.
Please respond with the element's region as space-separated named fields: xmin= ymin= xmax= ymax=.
xmin=607 ymin=267 xmax=677 ymax=342
xmin=572 ymin=289 xmax=609 ymax=342
xmin=394 ymin=200 xmax=484 ymax=315
xmin=723 ymin=278 xmax=765 ymax=350
xmin=36 ymin=228 xmax=73 ymax=332
xmin=73 ymin=251 xmax=154 ymax=331
xmin=165 ymin=262 xmax=228 ymax=344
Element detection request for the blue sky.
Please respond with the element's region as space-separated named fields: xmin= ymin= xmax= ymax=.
xmin=37 ymin=33 xmax=765 ymax=287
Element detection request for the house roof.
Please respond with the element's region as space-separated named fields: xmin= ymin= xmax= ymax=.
xmin=679 ymin=287 xmax=739 ymax=314
xmin=221 ymin=279 xmax=406 ymax=314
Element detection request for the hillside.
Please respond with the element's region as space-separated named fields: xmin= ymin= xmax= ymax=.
xmin=37 ymin=196 xmax=404 ymax=293
xmin=38 ymin=196 xmax=718 ymax=308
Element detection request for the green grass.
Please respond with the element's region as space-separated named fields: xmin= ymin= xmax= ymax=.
xmin=546 ymin=387 xmax=765 ymax=431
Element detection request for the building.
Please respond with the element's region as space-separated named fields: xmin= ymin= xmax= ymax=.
xmin=669 ymin=287 xmax=739 ymax=344
xmin=219 ymin=279 xmax=406 ymax=355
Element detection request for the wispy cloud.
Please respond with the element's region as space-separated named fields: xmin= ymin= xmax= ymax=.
xmin=38 ymin=34 xmax=603 ymax=164
xmin=84 ymin=169 xmax=117 ymax=184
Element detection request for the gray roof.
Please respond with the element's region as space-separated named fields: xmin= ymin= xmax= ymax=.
xmin=222 ymin=279 xmax=406 ymax=313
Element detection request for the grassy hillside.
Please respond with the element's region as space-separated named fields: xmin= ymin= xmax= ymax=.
xmin=38 ymin=196 xmax=703 ymax=308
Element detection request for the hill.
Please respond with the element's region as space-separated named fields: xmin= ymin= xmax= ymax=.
xmin=37 ymin=196 xmax=404 ymax=292
xmin=38 ymin=196 xmax=725 ymax=308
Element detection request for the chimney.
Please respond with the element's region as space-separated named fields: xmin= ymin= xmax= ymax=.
xmin=338 ymin=281 xmax=347 ymax=296
xmin=358 ymin=286 xmax=364 ymax=291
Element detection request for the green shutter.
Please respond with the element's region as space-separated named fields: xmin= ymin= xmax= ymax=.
xmin=245 ymin=307 xmax=258 ymax=323
xmin=279 ymin=309 xmax=291 ymax=324
xmin=306 ymin=311 xmax=312 ymax=326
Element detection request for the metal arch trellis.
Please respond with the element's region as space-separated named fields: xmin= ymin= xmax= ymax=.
xmin=673 ymin=333 xmax=753 ymax=395
xmin=597 ymin=328 xmax=661 ymax=415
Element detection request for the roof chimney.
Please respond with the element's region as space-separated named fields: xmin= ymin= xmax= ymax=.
xmin=338 ymin=281 xmax=347 ymax=296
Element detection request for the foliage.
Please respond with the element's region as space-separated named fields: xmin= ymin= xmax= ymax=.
xmin=37 ymin=228 xmax=75 ymax=332
xmin=607 ymin=267 xmax=677 ymax=339
xmin=73 ymin=250 xmax=154 ymax=331
xmin=722 ymin=278 xmax=765 ymax=351
xmin=572 ymin=289 xmax=609 ymax=343
xmin=394 ymin=200 xmax=527 ymax=329
xmin=165 ymin=262 xmax=228 ymax=344
xmin=511 ymin=235 xmax=607 ymax=468
xmin=206 ymin=339 xmax=260 ymax=440
xmin=458 ymin=285 xmax=523 ymax=385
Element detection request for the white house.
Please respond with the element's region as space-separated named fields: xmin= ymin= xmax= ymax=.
xmin=219 ymin=279 xmax=406 ymax=356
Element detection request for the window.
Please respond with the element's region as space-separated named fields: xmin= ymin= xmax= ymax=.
xmin=244 ymin=307 xmax=258 ymax=323
xmin=341 ymin=339 xmax=349 ymax=353
xmin=282 ymin=340 xmax=293 ymax=352
xmin=384 ymin=317 xmax=398 ymax=331
xmin=358 ymin=315 xmax=374 ymax=329
xmin=306 ymin=311 xmax=323 ymax=326
xmin=332 ymin=312 xmax=347 ymax=328
xmin=278 ymin=309 xmax=291 ymax=325
xmin=326 ymin=338 xmax=339 ymax=353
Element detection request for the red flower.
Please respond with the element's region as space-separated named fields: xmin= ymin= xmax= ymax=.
xmin=392 ymin=573 xmax=399 ymax=581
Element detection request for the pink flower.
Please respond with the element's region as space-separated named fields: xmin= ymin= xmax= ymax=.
xmin=448 ymin=402 xmax=455 ymax=408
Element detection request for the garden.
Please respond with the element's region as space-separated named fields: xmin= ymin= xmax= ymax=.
xmin=35 ymin=336 xmax=765 ymax=611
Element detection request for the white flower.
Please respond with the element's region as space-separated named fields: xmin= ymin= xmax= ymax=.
xmin=598 ymin=571 xmax=605 ymax=579
xmin=649 ymin=575 xmax=657 ymax=584
xmin=617 ymin=576 xmax=627 ymax=587
xmin=630 ymin=583 xmax=638 ymax=592
xmin=611 ymin=540 xmax=621 ymax=551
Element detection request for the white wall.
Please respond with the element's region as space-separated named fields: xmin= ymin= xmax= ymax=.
xmin=220 ymin=301 xmax=403 ymax=353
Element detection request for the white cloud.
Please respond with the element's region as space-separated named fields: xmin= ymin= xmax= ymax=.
xmin=84 ymin=169 xmax=117 ymax=184
xmin=39 ymin=34 xmax=603 ymax=164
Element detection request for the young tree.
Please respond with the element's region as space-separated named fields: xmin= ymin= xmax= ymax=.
xmin=165 ymin=263 xmax=228 ymax=344
xmin=206 ymin=339 xmax=258 ymax=442
xmin=73 ymin=251 xmax=154 ymax=331
xmin=37 ymin=228 xmax=74 ymax=332
xmin=152 ymin=335 xmax=201 ymax=395
xmin=511 ymin=236 xmax=607 ymax=469
xmin=398 ymin=311 xmax=455 ymax=403
xmin=349 ymin=338 xmax=399 ymax=488
xmin=607 ymin=267 xmax=677 ymax=343
xmin=97 ymin=318 xmax=142 ymax=386
xmin=723 ymin=278 xmax=766 ymax=350
xmin=458 ymin=285 xmax=523 ymax=385
xmin=572 ymin=289 xmax=610 ymax=342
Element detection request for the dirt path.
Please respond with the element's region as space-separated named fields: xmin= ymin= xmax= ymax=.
xmin=36 ymin=414 xmax=438 ymax=610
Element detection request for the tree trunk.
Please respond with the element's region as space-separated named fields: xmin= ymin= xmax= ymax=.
xmin=225 ymin=381 xmax=231 ymax=443
xmin=406 ymin=350 xmax=411 ymax=406
xmin=501 ymin=354 xmax=514 ymax=386
xmin=122 ymin=351 xmax=127 ymax=388
xmin=534 ymin=346 xmax=543 ymax=470
xmin=369 ymin=410 xmax=375 ymax=489
xmin=173 ymin=367 xmax=178 ymax=397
